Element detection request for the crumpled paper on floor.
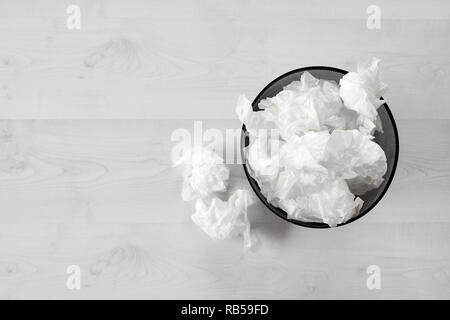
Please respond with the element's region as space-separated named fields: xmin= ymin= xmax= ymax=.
xmin=176 ymin=146 xmax=256 ymax=250
xmin=174 ymin=146 xmax=230 ymax=201
xmin=192 ymin=189 xmax=257 ymax=250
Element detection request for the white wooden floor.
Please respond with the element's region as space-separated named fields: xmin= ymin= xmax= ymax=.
xmin=0 ymin=0 xmax=449 ymax=299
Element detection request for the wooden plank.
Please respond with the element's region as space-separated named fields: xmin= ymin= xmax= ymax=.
xmin=0 ymin=222 xmax=448 ymax=299
xmin=0 ymin=6 xmax=448 ymax=119
xmin=0 ymin=119 xmax=449 ymax=224
xmin=0 ymin=0 xmax=449 ymax=20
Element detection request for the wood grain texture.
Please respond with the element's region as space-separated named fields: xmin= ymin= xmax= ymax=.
xmin=0 ymin=0 xmax=449 ymax=300
xmin=0 ymin=0 xmax=449 ymax=119
xmin=1 ymin=119 xmax=449 ymax=224
xmin=0 ymin=222 xmax=449 ymax=299
xmin=0 ymin=119 xmax=449 ymax=299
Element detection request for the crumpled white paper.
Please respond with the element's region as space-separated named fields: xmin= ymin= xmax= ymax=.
xmin=236 ymin=94 xmax=275 ymax=137
xmin=238 ymin=71 xmax=357 ymax=142
xmin=192 ymin=189 xmax=256 ymax=250
xmin=237 ymin=59 xmax=388 ymax=226
xmin=174 ymin=146 xmax=230 ymax=201
xmin=176 ymin=146 xmax=256 ymax=250
xmin=246 ymin=134 xmax=282 ymax=185
xmin=339 ymin=58 xmax=387 ymax=135
xmin=324 ymin=129 xmax=387 ymax=195
xmin=282 ymin=179 xmax=364 ymax=227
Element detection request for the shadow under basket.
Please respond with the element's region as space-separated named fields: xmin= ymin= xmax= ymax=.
xmin=240 ymin=66 xmax=399 ymax=228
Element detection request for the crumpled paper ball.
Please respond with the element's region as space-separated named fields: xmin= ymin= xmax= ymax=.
xmin=282 ymin=179 xmax=364 ymax=227
xmin=176 ymin=146 xmax=257 ymax=250
xmin=175 ymin=146 xmax=230 ymax=201
xmin=324 ymin=129 xmax=387 ymax=195
xmin=246 ymin=134 xmax=282 ymax=184
xmin=339 ymin=58 xmax=387 ymax=135
xmin=192 ymin=189 xmax=256 ymax=250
